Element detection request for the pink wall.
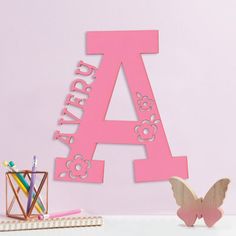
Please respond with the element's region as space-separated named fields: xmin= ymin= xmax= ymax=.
xmin=0 ymin=0 xmax=236 ymax=214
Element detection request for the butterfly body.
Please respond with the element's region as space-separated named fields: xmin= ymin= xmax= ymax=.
xmin=169 ymin=177 xmax=230 ymax=227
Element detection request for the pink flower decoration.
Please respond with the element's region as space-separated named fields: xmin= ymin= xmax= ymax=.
xmin=136 ymin=92 xmax=153 ymax=112
xmin=66 ymin=154 xmax=91 ymax=179
xmin=135 ymin=115 xmax=160 ymax=142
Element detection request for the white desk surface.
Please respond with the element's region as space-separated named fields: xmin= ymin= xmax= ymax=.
xmin=0 ymin=215 xmax=235 ymax=236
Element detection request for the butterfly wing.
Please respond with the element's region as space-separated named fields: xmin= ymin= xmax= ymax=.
xmin=176 ymin=208 xmax=198 ymax=227
xmin=169 ymin=177 xmax=199 ymax=226
xmin=201 ymin=208 xmax=223 ymax=227
xmin=202 ymin=178 xmax=230 ymax=227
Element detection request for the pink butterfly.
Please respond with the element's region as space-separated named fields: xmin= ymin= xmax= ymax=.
xmin=169 ymin=177 xmax=230 ymax=227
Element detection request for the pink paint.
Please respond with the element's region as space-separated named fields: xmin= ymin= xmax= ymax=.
xmin=54 ymin=30 xmax=188 ymax=183
xmin=177 ymin=199 xmax=223 ymax=227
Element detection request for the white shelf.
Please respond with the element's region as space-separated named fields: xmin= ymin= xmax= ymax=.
xmin=0 ymin=215 xmax=235 ymax=236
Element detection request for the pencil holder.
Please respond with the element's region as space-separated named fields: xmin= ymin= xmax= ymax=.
xmin=6 ymin=170 xmax=48 ymax=220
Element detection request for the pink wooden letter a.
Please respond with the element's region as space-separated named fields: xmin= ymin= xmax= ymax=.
xmin=54 ymin=30 xmax=188 ymax=183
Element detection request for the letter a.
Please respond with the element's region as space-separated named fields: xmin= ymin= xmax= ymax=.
xmin=54 ymin=30 xmax=188 ymax=183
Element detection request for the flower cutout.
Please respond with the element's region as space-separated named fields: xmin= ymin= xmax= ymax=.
xmin=136 ymin=92 xmax=153 ymax=112
xmin=135 ymin=115 xmax=160 ymax=142
xmin=66 ymin=154 xmax=91 ymax=179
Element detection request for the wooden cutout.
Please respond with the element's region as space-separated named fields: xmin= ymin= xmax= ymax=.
xmin=169 ymin=176 xmax=230 ymax=227
xmin=54 ymin=30 xmax=188 ymax=183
